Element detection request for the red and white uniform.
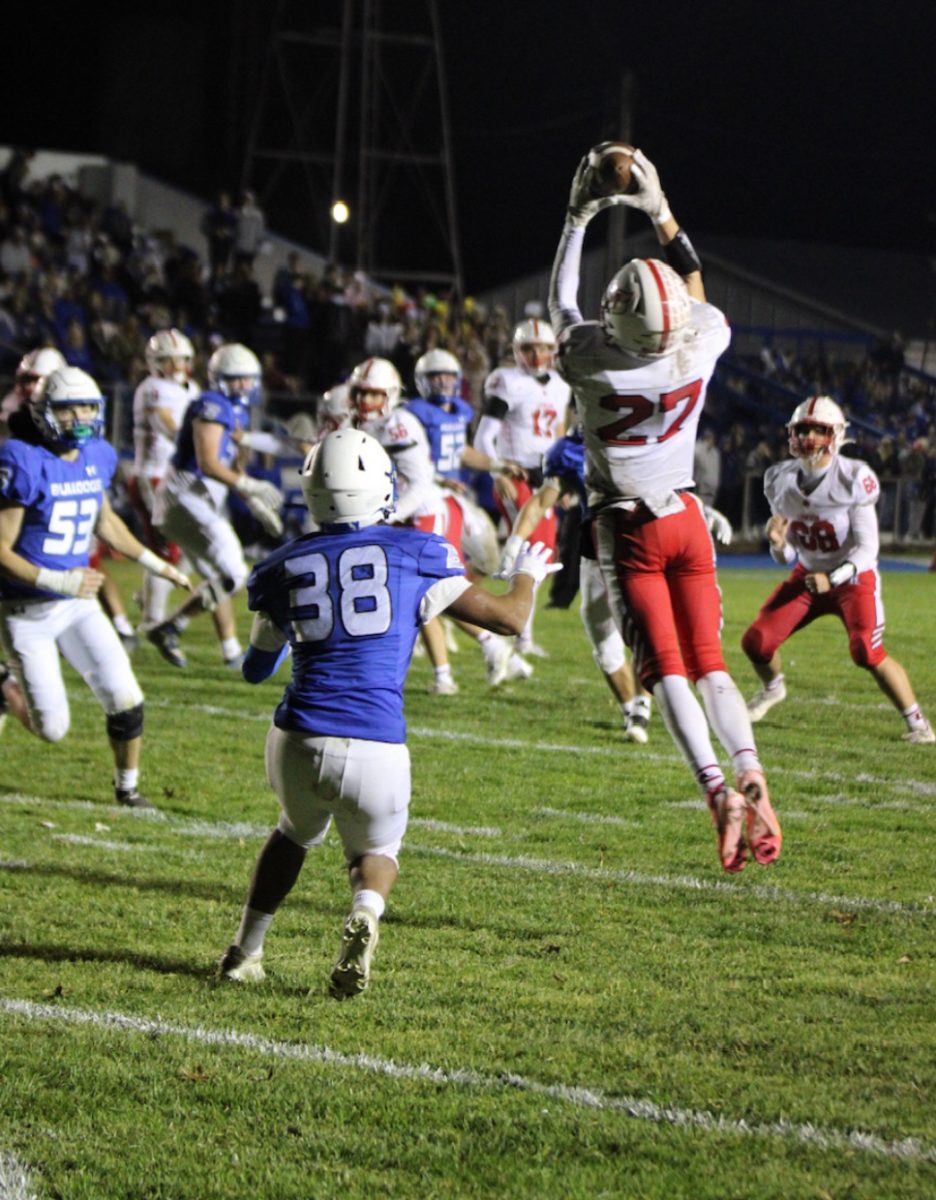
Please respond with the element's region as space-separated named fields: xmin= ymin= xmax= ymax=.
xmin=742 ymin=456 xmax=887 ymax=668
xmin=555 ymin=305 xmax=730 ymax=687
xmin=364 ymin=408 xmax=449 ymax=529
xmin=475 ymin=366 xmax=568 ymax=547
xmin=129 ymin=375 xmax=197 ymax=559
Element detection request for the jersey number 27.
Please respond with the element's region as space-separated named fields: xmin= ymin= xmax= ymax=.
xmin=597 ymin=380 xmax=702 ymax=446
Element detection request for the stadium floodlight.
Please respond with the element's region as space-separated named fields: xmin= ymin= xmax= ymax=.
xmin=330 ymin=200 xmax=350 ymax=225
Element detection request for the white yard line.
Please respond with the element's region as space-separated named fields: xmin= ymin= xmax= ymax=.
xmin=1 ymin=997 xmax=933 ymax=1165
xmin=408 ymin=846 xmax=935 ymax=916
xmin=0 ymin=1152 xmax=40 ymax=1200
xmin=2 ymin=792 xmax=931 ymax=914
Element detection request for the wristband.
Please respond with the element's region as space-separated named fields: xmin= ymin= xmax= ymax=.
xmin=828 ymin=561 xmax=857 ymax=588
xmin=36 ymin=567 xmax=83 ymax=596
xmin=137 ymin=548 xmax=166 ymax=576
xmin=489 ymin=459 xmax=506 ymax=476
xmin=664 ymin=228 xmax=702 ymax=277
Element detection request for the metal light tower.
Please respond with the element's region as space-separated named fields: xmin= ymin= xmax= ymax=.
xmin=241 ymin=0 xmax=463 ymax=297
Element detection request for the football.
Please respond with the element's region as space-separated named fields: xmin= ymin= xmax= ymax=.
xmin=587 ymin=142 xmax=637 ymax=197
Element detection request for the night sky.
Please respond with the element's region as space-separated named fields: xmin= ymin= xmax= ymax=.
xmin=4 ymin=0 xmax=934 ymax=294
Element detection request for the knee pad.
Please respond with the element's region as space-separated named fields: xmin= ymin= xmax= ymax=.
xmin=591 ymin=632 xmax=626 ymax=676
xmin=200 ymin=571 xmax=247 ymax=612
xmin=107 ymin=703 xmax=144 ymax=742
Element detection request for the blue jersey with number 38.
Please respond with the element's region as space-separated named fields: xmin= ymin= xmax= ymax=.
xmin=247 ymin=523 xmax=465 ymax=742
xmin=0 ymin=436 xmax=118 ymax=600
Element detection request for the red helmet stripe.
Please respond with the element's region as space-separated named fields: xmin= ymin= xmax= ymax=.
xmin=644 ymin=258 xmax=672 ymax=352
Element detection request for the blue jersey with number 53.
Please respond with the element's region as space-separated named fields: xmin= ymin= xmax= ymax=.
xmin=0 ymin=436 xmax=118 ymax=600
xmin=247 ymin=523 xmax=465 ymax=742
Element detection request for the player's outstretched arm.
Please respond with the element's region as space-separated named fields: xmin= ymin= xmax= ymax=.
xmin=447 ymin=541 xmax=561 ymax=634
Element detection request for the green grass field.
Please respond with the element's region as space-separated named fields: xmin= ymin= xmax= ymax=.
xmin=1 ymin=561 xmax=934 ymax=1199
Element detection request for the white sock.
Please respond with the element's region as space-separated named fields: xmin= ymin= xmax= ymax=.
xmin=696 ymin=671 xmax=762 ymax=775
xmin=236 ymin=906 xmax=274 ymax=956
xmin=142 ymin=572 xmax=173 ymax=625
xmin=902 ymin=704 xmax=927 ymax=731
xmin=353 ymin=889 xmax=385 ymax=920
xmin=114 ymin=768 xmax=139 ymax=793
xmin=764 ymin=673 xmax=785 ymax=692
xmin=112 ymin=613 xmax=134 ymax=637
xmin=434 ymin=665 xmax=454 ymax=683
xmin=221 ymin=637 xmax=242 ymax=660
xmin=652 ymin=674 xmax=724 ymax=796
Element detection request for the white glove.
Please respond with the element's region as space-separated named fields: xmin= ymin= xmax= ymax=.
xmin=494 ymin=534 xmax=524 ymax=580
xmin=565 ymin=156 xmax=630 ymax=228
xmin=508 ymin=540 xmax=562 ymax=584
xmin=236 ymin=474 xmax=284 ymax=510
xmin=704 ymin=506 xmax=733 ymax=546
xmin=245 ymin=494 xmax=284 ymax=538
xmin=614 ymin=149 xmax=672 ymax=224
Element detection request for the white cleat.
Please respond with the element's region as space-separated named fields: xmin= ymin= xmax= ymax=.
xmin=902 ymin=723 xmax=935 ymax=744
xmin=217 ymin=944 xmax=265 ymax=983
xmin=504 ymin=653 xmax=533 ymax=682
xmin=624 ymin=711 xmax=650 ymax=744
xmin=747 ymin=680 xmax=787 ymax=722
xmin=516 ymin=638 xmax=549 ymax=659
xmin=330 ymin=908 xmax=379 ymax=999
xmin=429 ymin=676 xmax=459 ymax=696
xmin=486 ymin=637 xmax=513 ymax=688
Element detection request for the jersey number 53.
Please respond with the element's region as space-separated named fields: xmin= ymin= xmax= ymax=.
xmin=597 ymin=380 xmax=702 ymax=446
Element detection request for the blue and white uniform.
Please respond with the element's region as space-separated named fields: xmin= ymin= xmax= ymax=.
xmin=0 ymin=430 xmax=143 ymax=740
xmin=405 ymin=395 xmax=475 ymax=484
xmin=153 ymin=388 xmax=251 ymax=589
xmin=245 ymin=523 xmax=469 ymax=857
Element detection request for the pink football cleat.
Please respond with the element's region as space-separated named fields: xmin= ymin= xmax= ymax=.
xmin=737 ymin=770 xmax=782 ymax=866
xmin=707 ymin=786 xmax=747 ymax=873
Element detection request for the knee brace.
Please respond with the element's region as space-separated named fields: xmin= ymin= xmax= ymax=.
xmin=107 ymin=703 xmax=144 ymax=742
xmin=591 ymin=631 xmax=626 ymax=676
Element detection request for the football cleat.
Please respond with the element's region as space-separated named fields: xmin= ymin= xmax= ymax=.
xmin=144 ymin=623 xmax=188 ymax=668
xmin=330 ymin=908 xmax=379 ymax=999
xmin=624 ymin=710 xmax=650 ymax=744
xmin=736 ymin=770 xmax=782 ymax=866
xmin=485 ymin=638 xmax=513 ymax=688
xmin=747 ymin=679 xmax=786 ymax=722
xmin=217 ymin=944 xmax=266 ymax=983
xmin=118 ymin=630 xmax=139 ymax=654
xmin=115 ymin=787 xmax=153 ymax=810
xmin=504 ymin=653 xmax=533 ymax=682
xmin=429 ymin=676 xmax=459 ymax=696
xmin=902 ymin=723 xmax=935 ymax=744
xmin=706 ymin=785 xmax=747 ymax=873
xmin=516 ymin=638 xmax=549 ymax=659
xmin=223 ymin=652 xmax=246 ymax=670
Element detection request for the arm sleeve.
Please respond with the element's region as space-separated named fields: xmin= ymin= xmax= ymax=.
xmin=473 ymin=414 xmax=502 ymax=458
xmin=242 ymin=611 xmax=289 ymax=683
xmin=548 ymin=223 xmax=586 ymax=334
xmin=847 ymin=501 xmax=880 ymax=576
xmin=418 ymin=575 xmax=473 ymax=624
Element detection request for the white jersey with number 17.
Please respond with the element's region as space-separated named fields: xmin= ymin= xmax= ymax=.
xmin=557 ymin=301 xmax=730 ymax=508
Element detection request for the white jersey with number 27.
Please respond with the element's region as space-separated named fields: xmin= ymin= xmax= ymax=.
xmin=557 ymin=301 xmax=730 ymax=508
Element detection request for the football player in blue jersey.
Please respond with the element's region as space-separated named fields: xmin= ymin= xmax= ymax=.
xmin=217 ymin=428 xmax=559 ymax=997
xmin=405 ymin=349 xmax=532 ymax=687
xmin=0 ymin=367 xmax=192 ymax=806
xmin=142 ymin=342 xmax=284 ymax=669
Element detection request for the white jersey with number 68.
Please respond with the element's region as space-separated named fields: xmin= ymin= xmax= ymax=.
xmin=557 ymin=301 xmax=730 ymax=508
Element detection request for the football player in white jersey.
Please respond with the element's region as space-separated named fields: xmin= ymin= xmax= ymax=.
xmin=742 ymin=396 xmax=934 ymax=743
xmin=0 ymin=367 xmax=192 ymax=805
xmin=129 ymin=329 xmax=199 ymax=656
xmin=548 ymin=148 xmax=780 ymax=873
xmin=474 ymin=319 xmax=569 ymax=658
xmin=143 ymin=343 xmax=284 ymax=669
xmin=216 ymin=428 xmax=559 ymax=995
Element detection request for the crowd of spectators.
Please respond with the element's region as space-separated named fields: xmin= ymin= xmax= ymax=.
xmin=2 ymin=147 xmax=934 ymax=545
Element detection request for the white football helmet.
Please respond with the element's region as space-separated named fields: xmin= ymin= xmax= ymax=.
xmin=207 ymin=343 xmax=261 ymax=405
xmin=15 ymin=347 xmax=67 ymax=398
xmin=31 ymin=366 xmax=105 ymax=448
xmin=414 ymin=349 xmax=462 ymax=401
xmin=301 ymin=428 xmax=396 ymax=526
xmin=787 ymin=395 xmax=848 ymax=465
xmin=600 ymin=258 xmax=691 ymax=356
xmin=146 ymin=328 xmax=195 ymax=384
xmin=318 ymin=383 xmax=353 ymax=434
xmin=512 ymin=319 xmax=557 ymax=376
xmin=349 ymin=357 xmax=402 ymax=424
